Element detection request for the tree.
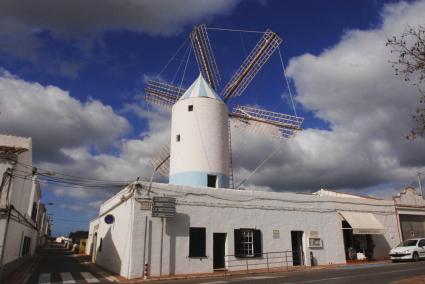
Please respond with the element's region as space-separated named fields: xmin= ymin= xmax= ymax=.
xmin=386 ymin=25 xmax=425 ymax=139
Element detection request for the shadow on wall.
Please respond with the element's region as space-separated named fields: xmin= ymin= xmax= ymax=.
xmin=96 ymin=228 xmax=122 ymax=275
xmin=166 ymin=213 xmax=190 ymax=275
xmin=372 ymin=235 xmax=391 ymax=260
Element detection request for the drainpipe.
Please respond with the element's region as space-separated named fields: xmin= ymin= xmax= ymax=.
xmin=0 ymin=168 xmax=14 ymax=281
xmin=0 ymin=206 xmax=12 ymax=281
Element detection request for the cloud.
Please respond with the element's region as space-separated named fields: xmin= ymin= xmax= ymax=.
xmin=0 ymin=0 xmax=239 ymax=36
xmin=231 ymin=0 xmax=425 ymax=195
xmin=0 ymin=0 xmax=240 ymax=68
xmin=0 ymin=70 xmax=130 ymax=163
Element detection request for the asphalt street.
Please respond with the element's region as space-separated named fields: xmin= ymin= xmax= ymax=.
xmin=148 ymin=262 xmax=425 ymax=284
xmin=18 ymin=243 xmax=425 ymax=284
xmin=25 ymin=243 xmax=117 ymax=284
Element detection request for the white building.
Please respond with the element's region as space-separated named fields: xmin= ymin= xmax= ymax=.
xmin=169 ymin=74 xmax=230 ymax=188
xmin=0 ymin=135 xmax=49 ymax=280
xmin=393 ymin=187 xmax=425 ymax=240
xmin=86 ymin=75 xmax=418 ymax=279
xmin=87 ymin=182 xmax=402 ymax=279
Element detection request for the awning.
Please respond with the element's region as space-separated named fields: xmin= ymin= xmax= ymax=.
xmin=339 ymin=211 xmax=385 ymax=235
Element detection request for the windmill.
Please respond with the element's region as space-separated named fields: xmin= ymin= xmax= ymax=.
xmin=145 ymin=25 xmax=303 ymax=189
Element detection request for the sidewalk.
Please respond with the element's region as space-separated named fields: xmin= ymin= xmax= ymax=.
xmin=122 ymin=260 xmax=391 ymax=283
xmin=4 ymin=256 xmax=40 ymax=284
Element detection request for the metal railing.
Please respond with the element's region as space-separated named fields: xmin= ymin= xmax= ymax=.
xmin=218 ymin=250 xmax=306 ymax=275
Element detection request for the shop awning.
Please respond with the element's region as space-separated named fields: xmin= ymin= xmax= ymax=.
xmin=339 ymin=211 xmax=385 ymax=235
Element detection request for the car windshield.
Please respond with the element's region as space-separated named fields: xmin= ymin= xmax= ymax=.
xmin=398 ymin=240 xmax=418 ymax=247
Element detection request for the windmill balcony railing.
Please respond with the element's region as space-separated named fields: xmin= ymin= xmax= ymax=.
xmin=217 ymin=250 xmax=307 ymax=275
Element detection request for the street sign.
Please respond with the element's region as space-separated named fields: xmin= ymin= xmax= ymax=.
xmin=138 ymin=198 xmax=152 ymax=211
xmin=104 ymin=214 xmax=115 ymax=224
xmin=152 ymin=196 xmax=176 ymax=218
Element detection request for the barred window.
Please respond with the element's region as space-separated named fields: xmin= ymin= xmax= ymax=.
xmin=241 ymin=230 xmax=254 ymax=256
xmin=234 ymin=229 xmax=262 ymax=258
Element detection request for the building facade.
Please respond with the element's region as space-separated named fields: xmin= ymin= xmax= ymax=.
xmin=0 ymin=135 xmax=50 ymax=280
xmin=87 ymin=182 xmax=402 ymax=279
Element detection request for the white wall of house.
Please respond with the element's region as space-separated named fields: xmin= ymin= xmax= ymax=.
xmin=88 ymin=182 xmax=401 ymax=279
xmin=0 ymin=135 xmax=43 ymax=279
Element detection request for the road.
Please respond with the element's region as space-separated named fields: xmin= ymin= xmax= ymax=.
xmin=25 ymin=243 xmax=117 ymax=284
xmin=18 ymin=244 xmax=425 ymax=283
xmin=148 ymin=262 xmax=425 ymax=284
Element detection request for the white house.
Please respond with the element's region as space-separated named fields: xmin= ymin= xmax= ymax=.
xmin=393 ymin=187 xmax=425 ymax=240
xmin=0 ymin=134 xmax=49 ymax=281
xmin=86 ymin=75 xmax=407 ymax=279
xmin=87 ymin=182 xmax=401 ymax=279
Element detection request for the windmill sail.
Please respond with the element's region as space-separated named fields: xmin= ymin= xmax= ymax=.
xmin=230 ymin=105 xmax=303 ymax=139
xmin=149 ymin=144 xmax=170 ymax=177
xmin=145 ymin=80 xmax=186 ymax=108
xmin=222 ymin=30 xmax=282 ymax=101
xmin=191 ymin=24 xmax=220 ymax=90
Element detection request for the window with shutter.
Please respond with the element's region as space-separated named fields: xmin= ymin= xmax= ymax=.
xmin=189 ymin=227 xmax=206 ymax=257
xmin=234 ymin=228 xmax=262 ymax=258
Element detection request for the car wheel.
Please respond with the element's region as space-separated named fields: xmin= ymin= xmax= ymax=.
xmin=412 ymin=252 xmax=420 ymax=262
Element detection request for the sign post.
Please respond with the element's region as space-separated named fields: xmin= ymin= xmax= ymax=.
xmin=152 ymin=197 xmax=176 ymax=218
xmin=151 ymin=196 xmax=176 ymax=277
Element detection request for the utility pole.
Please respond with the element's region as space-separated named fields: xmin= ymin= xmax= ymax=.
xmin=418 ymin=172 xmax=424 ymax=199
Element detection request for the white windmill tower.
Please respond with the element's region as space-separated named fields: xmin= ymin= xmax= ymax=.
xmin=146 ymin=25 xmax=303 ymax=189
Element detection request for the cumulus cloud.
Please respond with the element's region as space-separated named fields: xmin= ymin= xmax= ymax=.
xmin=0 ymin=68 xmax=170 ymax=207
xmin=232 ymin=0 xmax=425 ymax=195
xmin=0 ymin=70 xmax=130 ymax=163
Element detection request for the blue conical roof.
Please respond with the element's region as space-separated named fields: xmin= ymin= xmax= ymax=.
xmin=178 ymin=74 xmax=222 ymax=101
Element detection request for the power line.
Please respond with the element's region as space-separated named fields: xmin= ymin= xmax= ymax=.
xmin=5 ymin=158 xmax=133 ymax=185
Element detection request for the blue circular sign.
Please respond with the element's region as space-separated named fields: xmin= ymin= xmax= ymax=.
xmin=104 ymin=214 xmax=115 ymax=224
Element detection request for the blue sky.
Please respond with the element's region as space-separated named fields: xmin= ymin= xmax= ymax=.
xmin=1 ymin=0 xmax=424 ymax=236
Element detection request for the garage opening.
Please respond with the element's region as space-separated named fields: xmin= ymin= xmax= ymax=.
xmin=399 ymin=214 xmax=425 ymax=240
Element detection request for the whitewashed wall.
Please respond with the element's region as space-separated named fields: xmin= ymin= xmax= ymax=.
xmin=89 ymin=183 xmax=401 ymax=279
xmin=170 ymin=97 xmax=230 ymax=177
xmin=0 ymin=136 xmax=39 ymax=266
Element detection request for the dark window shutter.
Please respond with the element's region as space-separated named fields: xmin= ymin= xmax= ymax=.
xmin=234 ymin=229 xmax=243 ymax=256
xmin=253 ymin=229 xmax=262 ymax=258
xmin=189 ymin=227 xmax=206 ymax=257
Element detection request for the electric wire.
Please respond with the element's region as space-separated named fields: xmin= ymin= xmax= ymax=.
xmin=5 ymin=158 xmax=132 ymax=184
xmin=278 ymin=47 xmax=297 ymax=116
xmin=157 ymin=37 xmax=190 ymax=78
xmin=207 ymin=27 xmax=265 ymax=34
xmin=178 ymin=41 xmax=192 ymax=91
xmin=171 ymin=42 xmax=191 ymax=84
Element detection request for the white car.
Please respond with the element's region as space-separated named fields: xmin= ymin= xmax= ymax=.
xmin=389 ymin=238 xmax=425 ymax=262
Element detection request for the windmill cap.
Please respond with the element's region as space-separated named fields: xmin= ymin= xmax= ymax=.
xmin=178 ymin=73 xmax=222 ymax=102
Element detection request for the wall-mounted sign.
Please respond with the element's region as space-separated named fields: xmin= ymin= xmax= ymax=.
xmin=139 ymin=198 xmax=152 ymax=211
xmin=308 ymin=238 xmax=323 ymax=248
xmin=104 ymin=214 xmax=115 ymax=224
xmin=152 ymin=196 xmax=176 ymax=218
xmin=273 ymin=229 xmax=280 ymax=239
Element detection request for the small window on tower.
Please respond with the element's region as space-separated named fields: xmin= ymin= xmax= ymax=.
xmin=176 ymin=134 xmax=181 ymax=142
xmin=207 ymin=175 xmax=217 ymax=188
xmin=188 ymin=105 xmax=194 ymax=112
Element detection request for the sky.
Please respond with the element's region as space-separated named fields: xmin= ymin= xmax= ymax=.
xmin=1 ymin=0 xmax=425 ymax=236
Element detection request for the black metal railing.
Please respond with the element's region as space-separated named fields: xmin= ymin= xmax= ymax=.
xmin=216 ymin=250 xmax=306 ymax=275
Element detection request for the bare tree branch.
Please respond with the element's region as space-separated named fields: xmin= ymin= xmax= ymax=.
xmin=386 ymin=25 xmax=425 ymax=139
